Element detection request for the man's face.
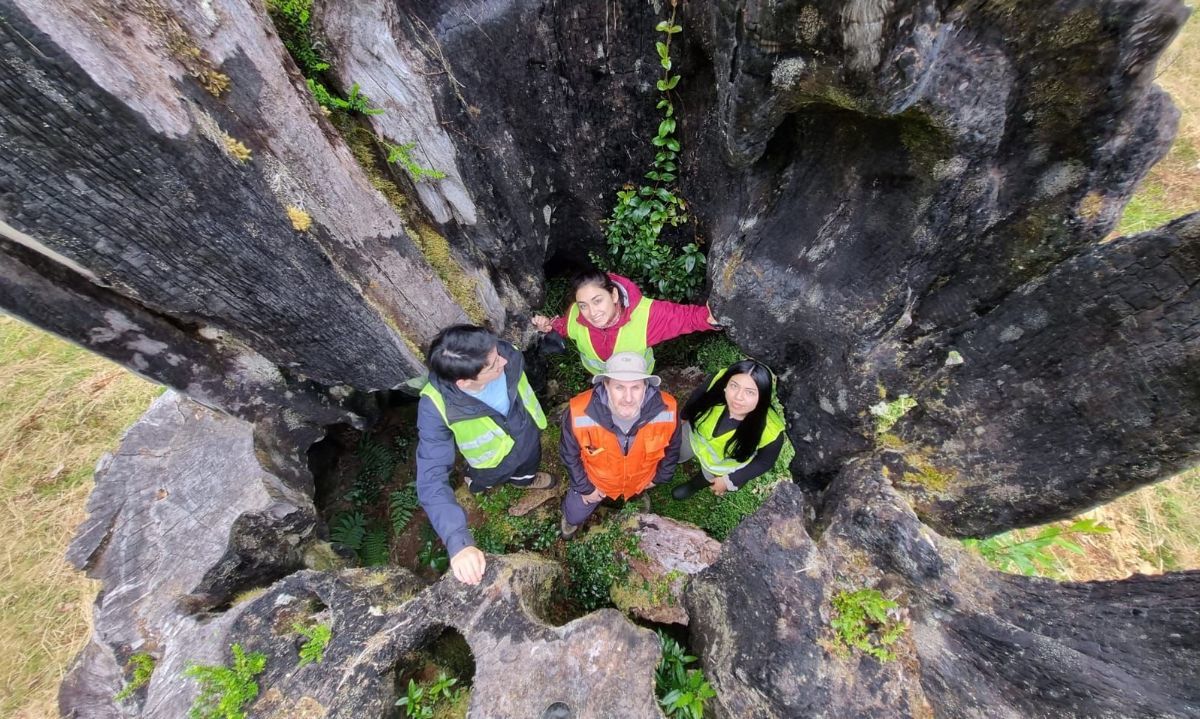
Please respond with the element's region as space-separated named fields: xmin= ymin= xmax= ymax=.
xmin=605 ymin=378 xmax=647 ymax=420
xmin=471 ymin=346 xmax=506 ymax=385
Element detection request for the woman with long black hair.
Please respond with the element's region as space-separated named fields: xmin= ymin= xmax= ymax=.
xmin=673 ymin=359 xmax=786 ymax=499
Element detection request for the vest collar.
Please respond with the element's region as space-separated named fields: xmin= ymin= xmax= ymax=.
xmin=587 ymin=382 xmax=666 ymax=434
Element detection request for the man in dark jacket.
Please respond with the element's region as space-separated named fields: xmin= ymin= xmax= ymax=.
xmin=416 ymin=324 xmax=554 ymax=584
xmin=559 ymin=352 xmax=682 ymax=539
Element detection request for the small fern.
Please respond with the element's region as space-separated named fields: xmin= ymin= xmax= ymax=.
xmin=830 ymin=588 xmax=905 ymax=662
xmin=292 ymin=622 xmax=332 ymax=667
xmin=360 ymin=527 xmax=391 ymax=567
xmin=358 ymin=436 xmax=396 ymax=478
xmin=346 ymin=435 xmax=398 ymax=506
xmin=183 ymin=643 xmax=266 ymax=719
xmin=390 ymin=486 xmax=420 ymax=535
xmin=386 ymin=141 xmax=447 ymax=182
xmin=330 ymin=511 xmax=367 ymax=551
xmin=114 ymin=652 xmax=156 ymax=702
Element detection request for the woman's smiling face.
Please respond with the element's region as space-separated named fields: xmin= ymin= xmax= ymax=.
xmin=576 ymin=282 xmax=622 ymax=328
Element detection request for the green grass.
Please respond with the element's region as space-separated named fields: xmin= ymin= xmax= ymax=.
xmin=648 ymin=439 xmax=793 ymax=541
xmin=1114 ymin=180 xmax=1183 ymax=236
xmin=1113 ymin=11 xmax=1199 ymax=236
xmin=0 ymin=317 xmax=162 ymax=718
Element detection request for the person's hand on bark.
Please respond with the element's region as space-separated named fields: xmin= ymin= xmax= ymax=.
xmin=532 ymin=314 xmax=554 ymax=333
xmin=706 ymin=302 xmax=719 ymax=326
xmin=582 ymin=488 xmax=605 ymax=504
xmin=450 ymin=546 xmax=486 ymax=585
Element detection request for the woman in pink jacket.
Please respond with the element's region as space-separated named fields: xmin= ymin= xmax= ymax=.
xmin=532 ymin=269 xmax=719 ymax=375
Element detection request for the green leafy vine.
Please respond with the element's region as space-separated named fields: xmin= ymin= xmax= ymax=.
xmin=594 ymin=0 xmax=705 ymax=302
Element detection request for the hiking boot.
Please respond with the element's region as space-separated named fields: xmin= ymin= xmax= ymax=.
xmin=523 ymin=471 xmax=558 ymax=490
xmin=672 ymin=474 xmax=711 ymax=500
xmin=560 ymin=516 xmax=581 ymax=540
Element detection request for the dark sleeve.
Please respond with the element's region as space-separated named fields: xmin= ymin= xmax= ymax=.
xmin=652 ymin=419 xmax=684 ymax=485
xmin=414 ymin=396 xmax=474 ymax=558
xmin=681 ymin=380 xmax=709 ymax=423
xmin=726 ymin=433 xmax=785 ymax=488
xmin=559 ymin=408 xmax=595 ymax=494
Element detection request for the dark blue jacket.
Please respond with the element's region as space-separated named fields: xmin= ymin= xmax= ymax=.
xmin=415 ymin=341 xmax=542 ymax=557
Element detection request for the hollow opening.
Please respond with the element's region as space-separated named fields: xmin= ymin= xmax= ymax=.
xmin=306 ymin=398 xmax=451 ymax=581
xmin=391 ymin=625 xmax=475 ymax=719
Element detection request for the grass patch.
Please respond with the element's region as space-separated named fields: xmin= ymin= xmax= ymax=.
xmin=0 ymin=317 xmax=162 ymax=718
xmin=997 ymin=468 xmax=1200 ymax=581
xmin=648 ymin=439 xmax=793 ymax=541
xmin=963 ymin=518 xmax=1111 ymax=578
xmin=1115 ymin=14 xmax=1200 ymax=236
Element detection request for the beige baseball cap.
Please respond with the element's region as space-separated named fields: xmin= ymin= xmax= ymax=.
xmin=593 ymin=352 xmax=661 ymax=386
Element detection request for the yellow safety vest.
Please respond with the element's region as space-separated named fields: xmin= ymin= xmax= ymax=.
xmin=420 ymin=373 xmax=547 ymax=469
xmin=687 ymin=371 xmax=785 ymax=476
xmin=566 ymin=298 xmax=655 ymax=375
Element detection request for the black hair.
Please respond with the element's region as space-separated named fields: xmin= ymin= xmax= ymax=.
xmin=682 ymin=359 xmax=775 ymax=462
xmin=427 ymin=324 xmax=498 ymax=382
xmin=569 ymin=268 xmax=621 ymax=307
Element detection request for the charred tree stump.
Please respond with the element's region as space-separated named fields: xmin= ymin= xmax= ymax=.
xmin=0 ymin=0 xmax=1196 ymax=716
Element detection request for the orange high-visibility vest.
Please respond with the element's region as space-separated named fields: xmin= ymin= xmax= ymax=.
xmin=569 ymin=389 xmax=678 ymax=499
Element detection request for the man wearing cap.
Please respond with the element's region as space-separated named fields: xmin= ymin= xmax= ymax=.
xmin=558 ymin=351 xmax=683 ymax=538
xmin=417 ymin=324 xmax=555 ymax=585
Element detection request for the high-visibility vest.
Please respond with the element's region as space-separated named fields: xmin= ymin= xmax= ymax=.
xmin=420 ymin=373 xmax=547 ymax=469
xmin=688 ymin=371 xmax=785 ymax=476
xmin=569 ymin=389 xmax=677 ymax=499
xmin=566 ymin=298 xmax=656 ymax=375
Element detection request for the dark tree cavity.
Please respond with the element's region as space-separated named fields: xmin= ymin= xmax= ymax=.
xmin=0 ymin=0 xmax=1196 ymax=716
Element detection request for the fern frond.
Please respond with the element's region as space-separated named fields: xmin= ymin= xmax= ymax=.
xmin=330 ymin=512 xmax=367 ymax=551
xmin=389 ymin=486 xmax=419 ymax=535
xmin=360 ymin=527 xmax=390 ymax=567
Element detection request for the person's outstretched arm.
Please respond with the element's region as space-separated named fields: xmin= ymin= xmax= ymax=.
xmin=415 ymin=396 xmax=484 ymax=584
xmin=646 ymin=299 xmax=719 ymax=346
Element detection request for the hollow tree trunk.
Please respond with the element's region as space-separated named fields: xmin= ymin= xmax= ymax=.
xmin=1 ymin=0 xmax=1197 ymax=717
xmin=0 ymin=0 xmax=479 ymax=457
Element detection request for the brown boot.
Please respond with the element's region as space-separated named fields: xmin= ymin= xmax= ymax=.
xmin=523 ymin=471 xmax=557 ymax=490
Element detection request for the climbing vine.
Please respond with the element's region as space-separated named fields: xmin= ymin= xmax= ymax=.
xmin=594 ymin=1 xmax=705 ymax=302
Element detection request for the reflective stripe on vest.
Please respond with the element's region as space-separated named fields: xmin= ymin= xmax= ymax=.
xmin=569 ymin=389 xmax=677 ymax=499
xmin=566 ymin=298 xmax=655 ymax=375
xmin=687 ymin=370 xmax=785 ymax=476
xmin=420 ymin=372 xmax=546 ymax=469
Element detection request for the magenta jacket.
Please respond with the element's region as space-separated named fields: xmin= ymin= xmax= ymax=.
xmin=549 ymin=273 xmax=715 ymax=359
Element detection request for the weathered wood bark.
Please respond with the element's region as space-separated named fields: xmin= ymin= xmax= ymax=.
xmin=61 ymin=393 xmax=664 ymax=719
xmin=2 ymin=0 xmax=1198 ymax=715
xmin=688 ymin=473 xmax=1200 ymax=718
xmin=0 ymin=0 xmax=477 ymax=417
xmin=692 ymin=0 xmax=1196 ymax=532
